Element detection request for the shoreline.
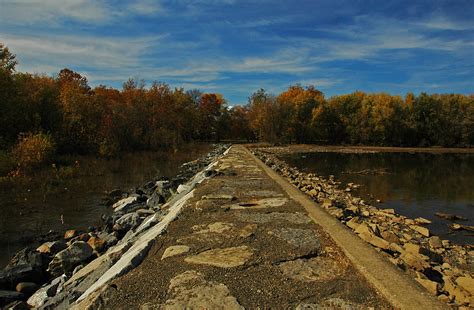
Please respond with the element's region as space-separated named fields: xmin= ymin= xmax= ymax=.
xmin=252 ymin=147 xmax=473 ymax=307
xmin=0 ymin=143 xmax=214 ymax=269
xmin=0 ymin=144 xmax=229 ymax=308
xmin=247 ymin=144 xmax=474 ymax=154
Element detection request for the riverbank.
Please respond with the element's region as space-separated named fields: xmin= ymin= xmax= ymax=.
xmin=0 ymin=143 xmax=213 ymax=268
xmin=0 ymin=144 xmax=228 ymax=308
xmin=252 ymin=146 xmax=474 ymax=307
xmin=69 ymin=145 xmax=446 ymax=309
xmin=248 ymin=144 xmax=474 ymax=154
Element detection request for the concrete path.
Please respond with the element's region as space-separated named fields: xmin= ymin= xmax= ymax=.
xmin=79 ymin=145 xmax=446 ymax=309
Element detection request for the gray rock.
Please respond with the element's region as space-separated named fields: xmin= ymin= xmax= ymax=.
xmin=136 ymin=209 xmax=155 ymax=217
xmin=115 ymin=213 xmax=142 ymax=232
xmin=5 ymin=247 xmax=48 ymax=273
xmin=26 ymin=286 xmax=49 ymax=308
xmin=0 ymin=290 xmax=24 ymax=307
xmin=154 ymin=180 xmax=173 ymax=201
xmin=48 ymin=242 xmax=94 ymax=277
xmin=4 ymin=300 xmax=29 ymax=310
xmin=112 ymin=197 xmax=145 ymax=213
xmin=96 ymin=232 xmax=118 ymax=248
xmin=146 ymin=191 xmax=164 ymax=209
xmin=0 ymin=264 xmax=43 ymax=291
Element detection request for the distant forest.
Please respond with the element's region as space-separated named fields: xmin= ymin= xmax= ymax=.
xmin=1 ymin=43 xmax=473 ymax=164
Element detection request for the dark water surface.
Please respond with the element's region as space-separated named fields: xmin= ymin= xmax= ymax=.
xmin=0 ymin=144 xmax=212 ymax=267
xmin=282 ymin=151 xmax=474 ymax=245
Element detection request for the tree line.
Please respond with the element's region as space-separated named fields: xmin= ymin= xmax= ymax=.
xmin=246 ymin=87 xmax=473 ymax=147
xmin=1 ymin=42 xmax=473 ymax=170
xmin=1 ymin=44 xmax=251 ymax=166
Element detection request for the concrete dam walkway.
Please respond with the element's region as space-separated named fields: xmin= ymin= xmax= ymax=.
xmin=77 ymin=145 xmax=445 ymax=309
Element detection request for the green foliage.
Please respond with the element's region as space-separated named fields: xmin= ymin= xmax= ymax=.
xmin=12 ymin=132 xmax=56 ymax=169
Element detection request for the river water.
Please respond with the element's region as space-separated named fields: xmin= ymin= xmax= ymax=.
xmin=282 ymin=151 xmax=474 ymax=245
xmin=0 ymin=144 xmax=212 ymax=268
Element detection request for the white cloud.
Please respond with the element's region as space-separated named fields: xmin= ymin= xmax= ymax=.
xmin=1 ymin=32 xmax=164 ymax=75
xmin=0 ymin=0 xmax=115 ymax=24
xmin=128 ymin=0 xmax=165 ymax=15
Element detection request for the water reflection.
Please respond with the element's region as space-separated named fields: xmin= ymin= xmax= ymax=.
xmin=0 ymin=145 xmax=211 ymax=267
xmin=282 ymin=152 xmax=474 ymax=245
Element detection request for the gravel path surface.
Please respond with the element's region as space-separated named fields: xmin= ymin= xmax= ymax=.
xmin=82 ymin=145 xmax=392 ymax=309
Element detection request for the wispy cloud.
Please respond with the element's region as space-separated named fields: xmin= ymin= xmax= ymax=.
xmin=0 ymin=0 xmax=115 ymax=24
xmin=1 ymin=32 xmax=164 ymax=73
xmin=0 ymin=0 xmax=472 ymax=103
xmin=128 ymin=0 xmax=165 ymax=16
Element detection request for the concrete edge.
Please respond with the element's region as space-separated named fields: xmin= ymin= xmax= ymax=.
xmin=242 ymin=145 xmax=448 ymax=310
xmin=73 ymin=146 xmax=232 ymax=306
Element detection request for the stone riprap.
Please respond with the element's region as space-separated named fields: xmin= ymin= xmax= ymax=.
xmin=5 ymin=145 xmax=452 ymax=309
xmin=253 ymin=146 xmax=474 ymax=308
xmin=73 ymin=145 xmax=394 ymax=309
xmin=0 ymin=144 xmax=228 ymax=309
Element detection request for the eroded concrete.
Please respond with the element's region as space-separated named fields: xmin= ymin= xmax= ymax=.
xmin=80 ymin=145 xmax=445 ymax=309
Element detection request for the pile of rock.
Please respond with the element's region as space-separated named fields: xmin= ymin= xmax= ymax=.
xmin=254 ymin=149 xmax=474 ymax=308
xmin=0 ymin=144 xmax=228 ymax=309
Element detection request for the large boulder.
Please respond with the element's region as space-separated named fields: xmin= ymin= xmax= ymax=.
xmin=26 ymin=275 xmax=66 ymax=308
xmin=48 ymin=242 xmax=94 ymax=278
xmin=0 ymin=264 xmax=43 ymax=291
xmin=5 ymin=248 xmax=49 ymax=273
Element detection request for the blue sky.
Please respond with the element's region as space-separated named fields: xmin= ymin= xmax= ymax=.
xmin=0 ymin=0 xmax=473 ymax=105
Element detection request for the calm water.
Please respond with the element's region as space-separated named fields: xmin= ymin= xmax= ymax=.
xmin=0 ymin=145 xmax=212 ymax=267
xmin=282 ymin=151 xmax=474 ymax=245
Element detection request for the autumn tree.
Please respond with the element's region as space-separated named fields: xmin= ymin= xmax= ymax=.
xmin=277 ymin=85 xmax=324 ymax=143
xmin=0 ymin=43 xmax=18 ymax=145
xmin=198 ymin=93 xmax=226 ymax=141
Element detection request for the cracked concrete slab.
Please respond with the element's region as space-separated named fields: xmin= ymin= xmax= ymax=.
xmin=161 ymin=246 xmax=190 ymax=260
xmin=163 ymin=271 xmax=243 ymax=309
xmin=184 ymin=246 xmax=253 ymax=268
xmin=279 ymin=257 xmax=344 ymax=282
xmin=236 ymin=212 xmax=312 ymax=224
xmin=91 ymin=145 xmax=439 ymax=309
xmin=226 ymin=197 xmax=288 ymax=210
